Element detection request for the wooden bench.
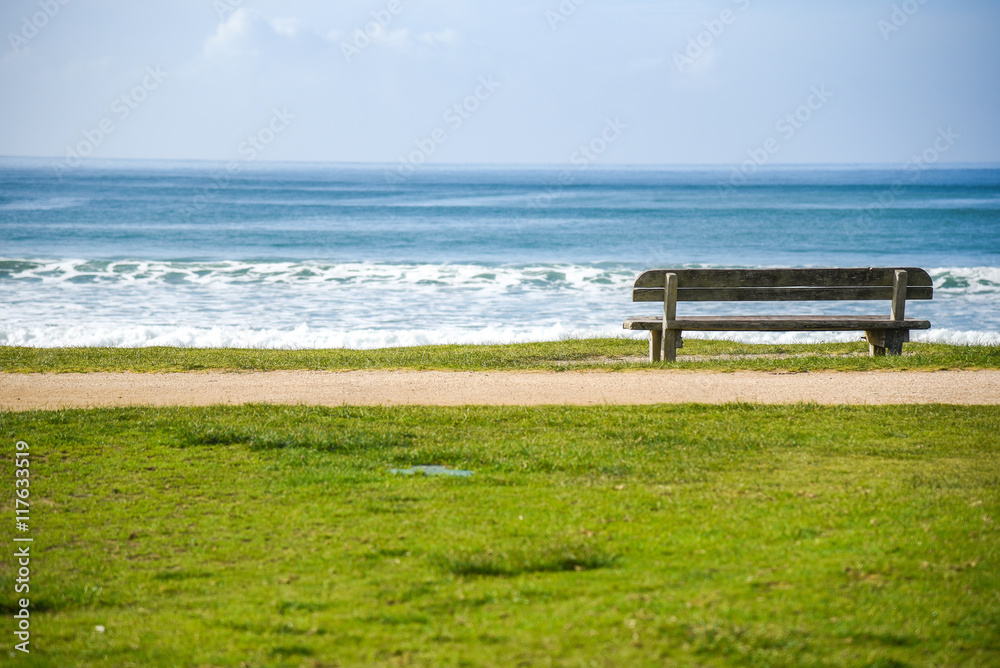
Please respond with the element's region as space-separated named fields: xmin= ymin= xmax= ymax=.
xmin=623 ymin=268 xmax=932 ymax=362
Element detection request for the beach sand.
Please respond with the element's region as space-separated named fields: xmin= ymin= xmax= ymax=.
xmin=2 ymin=370 xmax=999 ymax=409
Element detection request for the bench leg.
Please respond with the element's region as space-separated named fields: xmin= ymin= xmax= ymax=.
xmin=866 ymin=330 xmax=886 ymax=357
xmin=650 ymin=330 xmax=662 ymax=363
xmin=661 ymin=329 xmax=680 ymax=363
xmin=866 ymin=330 xmax=908 ymax=357
xmin=885 ymin=330 xmax=906 ymax=356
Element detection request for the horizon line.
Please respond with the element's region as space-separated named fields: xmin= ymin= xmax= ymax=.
xmin=2 ymin=155 xmax=1000 ymax=171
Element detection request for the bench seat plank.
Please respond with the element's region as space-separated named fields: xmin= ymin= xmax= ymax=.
xmin=624 ymin=315 xmax=931 ymax=332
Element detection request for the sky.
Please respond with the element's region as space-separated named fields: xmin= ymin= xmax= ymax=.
xmin=1 ymin=0 xmax=999 ymax=166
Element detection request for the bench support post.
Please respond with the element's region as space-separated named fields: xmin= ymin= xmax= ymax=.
xmin=867 ymin=269 xmax=911 ymax=356
xmin=649 ymin=330 xmax=662 ymax=363
xmin=866 ymin=329 xmax=909 ymax=356
xmin=891 ymin=269 xmax=908 ymax=322
xmin=866 ymin=330 xmax=887 ymax=357
xmin=867 ymin=330 xmax=887 ymax=357
xmin=662 ymin=273 xmax=678 ymax=362
xmin=885 ymin=330 xmax=906 ymax=356
xmin=663 ymin=331 xmax=679 ymax=362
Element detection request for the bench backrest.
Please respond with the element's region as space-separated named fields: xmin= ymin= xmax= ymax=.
xmin=632 ymin=268 xmax=933 ymax=304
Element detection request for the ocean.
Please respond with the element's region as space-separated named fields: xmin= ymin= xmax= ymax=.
xmin=1 ymin=159 xmax=998 ymax=348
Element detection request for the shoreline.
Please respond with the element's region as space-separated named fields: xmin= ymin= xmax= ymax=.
xmin=3 ymin=369 xmax=999 ymax=409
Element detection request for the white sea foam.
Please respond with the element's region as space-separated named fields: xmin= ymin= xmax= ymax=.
xmin=1 ymin=259 xmax=997 ymax=348
xmin=1 ymin=324 xmax=996 ymax=349
xmin=0 ymin=323 xmax=632 ymax=349
xmin=0 ymin=259 xmax=639 ymax=292
xmin=928 ymin=266 xmax=1000 ymax=293
xmin=3 ymin=260 xmax=998 ymax=294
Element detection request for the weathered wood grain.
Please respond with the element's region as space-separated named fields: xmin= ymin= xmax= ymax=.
xmin=633 ymin=286 xmax=934 ymax=303
xmin=625 ymin=267 xmax=933 ymax=361
xmin=662 ymin=273 xmax=678 ymax=362
xmin=623 ymin=316 xmax=931 ymax=332
xmin=891 ymin=269 xmax=908 ymax=321
xmin=634 ymin=267 xmax=933 ymax=289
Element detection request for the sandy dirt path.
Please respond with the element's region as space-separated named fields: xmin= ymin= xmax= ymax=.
xmin=2 ymin=370 xmax=999 ymax=409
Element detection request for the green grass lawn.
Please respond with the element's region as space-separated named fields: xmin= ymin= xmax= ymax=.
xmin=2 ymin=338 xmax=999 ymax=373
xmin=2 ymin=404 xmax=998 ymax=666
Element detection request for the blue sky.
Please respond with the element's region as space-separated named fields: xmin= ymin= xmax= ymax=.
xmin=2 ymin=0 xmax=998 ymax=165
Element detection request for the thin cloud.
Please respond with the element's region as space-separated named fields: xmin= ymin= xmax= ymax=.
xmin=203 ymin=9 xmax=303 ymax=59
xmin=417 ymin=29 xmax=460 ymax=47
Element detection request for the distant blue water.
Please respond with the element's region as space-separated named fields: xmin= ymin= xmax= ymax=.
xmin=1 ymin=159 xmax=998 ymax=347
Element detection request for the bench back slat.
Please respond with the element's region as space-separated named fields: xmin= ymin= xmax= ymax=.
xmin=633 ymin=267 xmax=933 ymax=289
xmin=632 ymin=267 xmax=933 ymax=303
xmin=634 ymin=286 xmax=934 ymax=303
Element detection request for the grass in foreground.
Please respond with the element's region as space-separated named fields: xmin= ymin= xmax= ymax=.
xmin=1 ymin=404 xmax=998 ymax=666
xmin=2 ymin=338 xmax=999 ymax=373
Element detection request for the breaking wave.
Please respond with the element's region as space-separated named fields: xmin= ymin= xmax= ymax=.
xmin=2 ymin=259 xmax=997 ymax=294
xmin=1 ymin=259 xmax=997 ymax=348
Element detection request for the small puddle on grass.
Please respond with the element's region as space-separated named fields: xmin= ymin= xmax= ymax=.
xmin=390 ymin=466 xmax=474 ymax=477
